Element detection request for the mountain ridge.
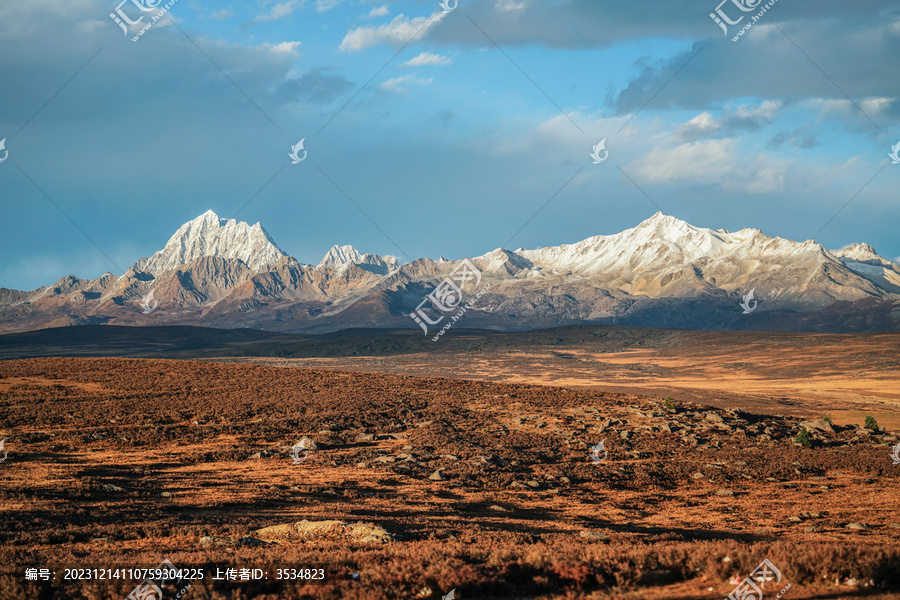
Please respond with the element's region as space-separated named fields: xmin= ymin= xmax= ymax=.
xmin=1 ymin=211 xmax=897 ymax=334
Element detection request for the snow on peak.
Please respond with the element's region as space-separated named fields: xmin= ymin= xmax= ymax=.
xmin=133 ymin=211 xmax=286 ymax=274
xmin=833 ymin=243 xmax=883 ymax=263
xmin=513 ymin=212 xmax=834 ymax=282
xmin=318 ymin=245 xmax=365 ymax=269
xmin=317 ymin=244 xmax=402 ymax=273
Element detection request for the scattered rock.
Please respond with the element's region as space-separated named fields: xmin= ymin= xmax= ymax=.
xmin=248 ymin=449 xmax=278 ymax=459
xmin=800 ymin=420 xmax=834 ymax=434
xmin=692 ymin=472 xmax=706 ymax=480
xmin=705 ymin=413 xmax=725 ymax=424
xmin=160 ymin=492 xmax=172 ymax=498
xmin=525 ymin=480 xmax=541 ymax=489
xmin=559 ymin=476 xmax=571 ymax=484
xmin=803 ymin=526 xmax=818 ymax=533
xmin=102 ymin=484 xmax=125 ymax=492
xmin=788 ymin=516 xmax=802 ymax=522
xmin=429 ymin=470 xmax=446 ymax=481
xmin=579 ymin=531 xmax=610 ymax=541
xmin=488 ymin=505 xmax=507 ymax=511
xmin=295 ymin=436 xmax=318 ymax=451
xmin=200 ymin=535 xmax=269 ymax=548
xmin=355 ymin=433 xmax=375 ymax=442
xmin=846 ymin=522 xmax=868 ymax=530
xmin=254 ymin=520 xmax=395 ymax=544
xmin=714 ymin=489 xmax=734 ymax=497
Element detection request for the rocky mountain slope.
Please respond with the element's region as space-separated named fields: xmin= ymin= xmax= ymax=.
xmin=0 ymin=211 xmax=897 ymax=334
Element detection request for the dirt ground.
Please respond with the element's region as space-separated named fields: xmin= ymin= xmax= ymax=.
xmin=0 ymin=356 xmax=898 ymax=599
xmin=219 ymin=328 xmax=900 ymax=431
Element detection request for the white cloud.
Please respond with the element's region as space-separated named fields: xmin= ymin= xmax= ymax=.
xmin=259 ymin=41 xmax=302 ymax=56
xmin=495 ymin=0 xmax=526 ymax=11
xmin=673 ymin=101 xmax=782 ymax=142
xmin=814 ymin=97 xmax=895 ymax=122
xmin=210 ymin=9 xmax=234 ymax=20
xmin=365 ymin=5 xmax=389 ymax=19
xmin=401 ymin=51 xmax=451 ymax=67
xmin=316 ymin=0 xmax=343 ymax=12
xmin=627 ymin=138 xmax=790 ymax=194
xmin=340 ymin=12 xmax=446 ymax=52
xmin=249 ymin=1 xmax=299 ymax=24
xmin=380 ymin=75 xmax=433 ymax=93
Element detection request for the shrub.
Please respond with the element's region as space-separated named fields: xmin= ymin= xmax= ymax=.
xmin=823 ymin=415 xmax=832 ymax=425
xmin=796 ymin=427 xmax=812 ymax=448
xmin=662 ymin=396 xmax=677 ymax=411
xmin=864 ymin=416 xmax=880 ymax=431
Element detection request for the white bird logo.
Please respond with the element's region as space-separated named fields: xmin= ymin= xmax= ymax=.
xmin=589 ymin=139 xmax=608 ymax=164
xmin=0 ymin=138 xmax=8 ymax=164
xmin=739 ymin=288 xmax=758 ymax=314
xmin=889 ymin=141 xmax=900 ymax=165
xmin=442 ymin=589 xmax=456 ymax=600
xmin=590 ymin=439 xmax=607 ymax=464
xmin=439 ymin=0 xmax=457 ymax=12
xmin=289 ymin=138 xmax=307 ymax=164
xmin=139 ymin=288 xmax=158 ymax=314
xmin=891 ymin=442 xmax=900 ymax=465
xmin=0 ymin=438 xmax=7 ymax=463
xmin=290 ymin=440 xmax=309 ymax=465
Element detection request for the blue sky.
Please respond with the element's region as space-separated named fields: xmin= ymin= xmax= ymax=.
xmin=1 ymin=0 xmax=899 ymax=290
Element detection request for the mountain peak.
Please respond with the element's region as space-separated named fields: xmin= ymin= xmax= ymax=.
xmin=318 ymin=245 xmax=365 ymax=269
xmin=634 ymin=211 xmax=692 ymax=232
xmin=132 ymin=212 xmax=286 ymax=275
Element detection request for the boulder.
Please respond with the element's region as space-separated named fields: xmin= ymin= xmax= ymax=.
xmin=294 ymin=436 xmax=318 ymax=451
xmin=253 ymin=520 xmax=395 ymax=544
xmin=799 ymin=420 xmax=834 ymax=434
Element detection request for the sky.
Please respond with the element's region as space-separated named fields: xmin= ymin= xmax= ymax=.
xmin=1 ymin=0 xmax=899 ymax=290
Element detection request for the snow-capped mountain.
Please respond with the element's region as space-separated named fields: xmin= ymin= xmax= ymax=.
xmin=0 ymin=211 xmax=897 ymax=334
xmin=132 ymin=210 xmax=286 ymax=274
xmin=318 ymin=244 xmax=401 ymax=274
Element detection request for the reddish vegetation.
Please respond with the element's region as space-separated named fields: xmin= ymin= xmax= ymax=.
xmin=0 ymin=357 xmax=898 ymax=599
